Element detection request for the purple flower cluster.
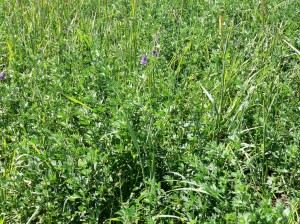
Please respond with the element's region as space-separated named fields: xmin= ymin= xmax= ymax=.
xmin=0 ymin=72 xmax=5 ymax=80
xmin=152 ymin=50 xmax=159 ymax=57
xmin=140 ymin=50 xmax=160 ymax=66
xmin=141 ymin=55 xmax=147 ymax=66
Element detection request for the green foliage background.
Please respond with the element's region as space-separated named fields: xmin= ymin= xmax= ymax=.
xmin=0 ymin=0 xmax=299 ymax=223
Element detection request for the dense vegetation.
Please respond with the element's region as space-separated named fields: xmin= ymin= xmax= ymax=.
xmin=1 ymin=0 xmax=299 ymax=223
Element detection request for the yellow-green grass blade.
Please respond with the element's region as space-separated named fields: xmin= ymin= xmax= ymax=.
xmin=61 ymin=93 xmax=93 ymax=111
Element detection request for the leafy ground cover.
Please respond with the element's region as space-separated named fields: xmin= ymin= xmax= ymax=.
xmin=0 ymin=0 xmax=299 ymax=223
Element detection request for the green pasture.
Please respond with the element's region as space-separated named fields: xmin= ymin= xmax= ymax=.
xmin=0 ymin=0 xmax=299 ymax=223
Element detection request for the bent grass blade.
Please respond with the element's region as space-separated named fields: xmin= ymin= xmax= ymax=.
xmin=61 ymin=93 xmax=93 ymax=111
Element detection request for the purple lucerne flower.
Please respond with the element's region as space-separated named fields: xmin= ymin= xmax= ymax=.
xmin=152 ymin=50 xmax=159 ymax=57
xmin=0 ymin=72 xmax=5 ymax=80
xmin=141 ymin=55 xmax=147 ymax=66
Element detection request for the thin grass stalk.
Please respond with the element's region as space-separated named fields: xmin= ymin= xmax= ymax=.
xmin=217 ymin=21 xmax=234 ymax=139
xmin=262 ymin=97 xmax=267 ymax=195
xmin=148 ymin=66 xmax=154 ymax=94
xmin=219 ymin=9 xmax=225 ymax=38
xmin=150 ymin=151 xmax=155 ymax=180
xmin=0 ymin=139 xmax=7 ymax=205
xmin=147 ymin=116 xmax=155 ymax=180
xmin=261 ymin=0 xmax=267 ymax=32
xmin=180 ymin=0 xmax=184 ymax=18
xmin=130 ymin=0 xmax=137 ymax=70
xmin=104 ymin=0 xmax=109 ymax=55
xmin=124 ymin=109 xmax=145 ymax=179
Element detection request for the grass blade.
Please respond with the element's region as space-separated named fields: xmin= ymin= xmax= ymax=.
xmin=283 ymin=39 xmax=300 ymax=56
xmin=200 ymin=83 xmax=218 ymax=116
xmin=61 ymin=93 xmax=93 ymax=111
